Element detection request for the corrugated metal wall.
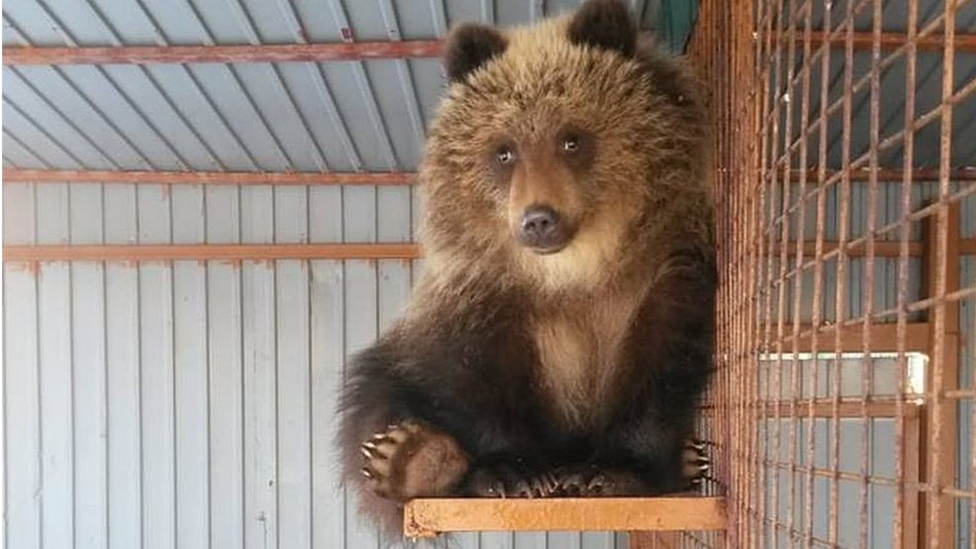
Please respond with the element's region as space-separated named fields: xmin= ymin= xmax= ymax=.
xmin=1 ymin=180 xmax=635 ymax=549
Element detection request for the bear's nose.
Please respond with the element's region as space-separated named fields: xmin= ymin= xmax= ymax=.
xmin=519 ymin=206 xmax=565 ymax=252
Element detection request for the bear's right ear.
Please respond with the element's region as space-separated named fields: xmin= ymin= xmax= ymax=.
xmin=443 ymin=23 xmax=508 ymax=83
xmin=567 ymin=0 xmax=637 ymax=57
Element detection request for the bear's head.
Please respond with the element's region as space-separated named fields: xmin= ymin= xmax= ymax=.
xmin=419 ymin=0 xmax=708 ymax=292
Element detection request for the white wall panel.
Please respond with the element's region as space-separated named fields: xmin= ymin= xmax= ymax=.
xmin=207 ymin=262 xmax=245 ymax=549
xmin=72 ymin=263 xmax=108 ymax=549
xmin=310 ymin=259 xmax=346 ymax=549
xmin=277 ymin=260 xmax=313 ymax=548
xmin=174 ymin=262 xmax=210 ymax=549
xmin=105 ymin=264 xmax=142 ymax=549
xmin=139 ymin=263 xmax=176 ymax=549
xmin=242 ymin=262 xmax=278 ymax=549
xmin=4 ymin=265 xmax=42 ymax=549
xmin=38 ymin=262 xmax=74 ymax=549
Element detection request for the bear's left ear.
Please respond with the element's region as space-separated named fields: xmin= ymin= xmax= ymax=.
xmin=443 ymin=23 xmax=508 ymax=83
xmin=567 ymin=0 xmax=637 ymax=57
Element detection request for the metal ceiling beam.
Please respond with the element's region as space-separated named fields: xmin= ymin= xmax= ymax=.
xmin=2 ymin=168 xmax=415 ymax=186
xmin=2 ymin=40 xmax=443 ymax=66
xmin=5 ymin=32 xmax=974 ymax=66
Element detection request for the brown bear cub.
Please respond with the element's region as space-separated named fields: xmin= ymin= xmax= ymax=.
xmin=338 ymin=0 xmax=715 ymax=537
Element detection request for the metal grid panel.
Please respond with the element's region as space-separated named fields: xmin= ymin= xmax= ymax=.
xmin=645 ymin=0 xmax=976 ymax=548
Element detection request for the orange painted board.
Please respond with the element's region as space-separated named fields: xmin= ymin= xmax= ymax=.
xmin=403 ymin=497 xmax=727 ymax=538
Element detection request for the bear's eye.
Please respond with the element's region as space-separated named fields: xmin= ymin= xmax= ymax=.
xmin=496 ymin=146 xmax=515 ymax=164
xmin=562 ymin=135 xmax=580 ymax=153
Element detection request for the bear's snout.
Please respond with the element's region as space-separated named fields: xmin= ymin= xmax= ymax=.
xmin=518 ymin=205 xmax=571 ymax=253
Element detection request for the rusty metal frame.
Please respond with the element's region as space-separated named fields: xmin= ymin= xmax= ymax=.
xmin=788 ymin=30 xmax=976 ymax=52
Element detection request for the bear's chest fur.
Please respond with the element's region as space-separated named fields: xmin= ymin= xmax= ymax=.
xmin=531 ymin=289 xmax=645 ymax=429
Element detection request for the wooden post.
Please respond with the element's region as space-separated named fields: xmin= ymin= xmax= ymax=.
xmin=920 ymin=202 xmax=961 ymax=548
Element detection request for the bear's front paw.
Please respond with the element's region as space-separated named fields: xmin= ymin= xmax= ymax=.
xmin=360 ymin=420 xmax=469 ymax=502
xmin=553 ymin=465 xmax=645 ymax=497
xmin=463 ymin=462 xmax=559 ymax=498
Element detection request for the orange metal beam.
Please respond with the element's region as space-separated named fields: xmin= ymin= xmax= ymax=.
xmin=777 ymin=322 xmax=932 ymax=354
xmin=770 ymin=240 xmax=924 ymax=257
xmin=2 ymin=168 xmax=415 ymax=186
xmin=2 ymin=40 xmax=443 ymax=65
xmin=792 ymin=31 xmax=976 ymax=52
xmin=2 ymin=243 xmax=420 ymax=262
xmin=789 ymin=167 xmax=976 ymax=182
xmin=754 ymin=400 xmax=923 ymax=419
xmin=402 ymin=497 xmax=727 ymax=538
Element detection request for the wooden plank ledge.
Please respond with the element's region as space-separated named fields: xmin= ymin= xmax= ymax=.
xmin=402 ymin=497 xmax=727 ymax=538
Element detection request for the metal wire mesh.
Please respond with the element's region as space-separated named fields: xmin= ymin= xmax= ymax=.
xmin=636 ymin=0 xmax=976 ymax=547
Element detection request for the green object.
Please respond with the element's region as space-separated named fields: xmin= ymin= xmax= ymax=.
xmin=657 ymin=0 xmax=701 ymax=53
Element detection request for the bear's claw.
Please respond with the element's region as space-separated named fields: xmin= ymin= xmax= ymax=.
xmin=464 ymin=463 xmax=559 ymax=498
xmin=551 ymin=466 xmax=645 ymax=497
xmin=682 ymin=437 xmax=710 ymax=488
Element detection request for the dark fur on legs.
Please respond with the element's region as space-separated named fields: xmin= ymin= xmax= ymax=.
xmin=337 ymin=244 xmax=715 ymax=537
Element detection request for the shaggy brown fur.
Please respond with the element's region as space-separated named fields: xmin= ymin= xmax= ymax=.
xmin=338 ymin=0 xmax=715 ymax=540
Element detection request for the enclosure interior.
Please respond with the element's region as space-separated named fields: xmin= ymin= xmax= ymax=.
xmin=2 ymin=0 xmax=975 ymax=549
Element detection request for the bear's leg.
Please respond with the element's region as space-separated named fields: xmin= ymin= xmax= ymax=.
xmin=360 ymin=419 xmax=470 ymax=501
